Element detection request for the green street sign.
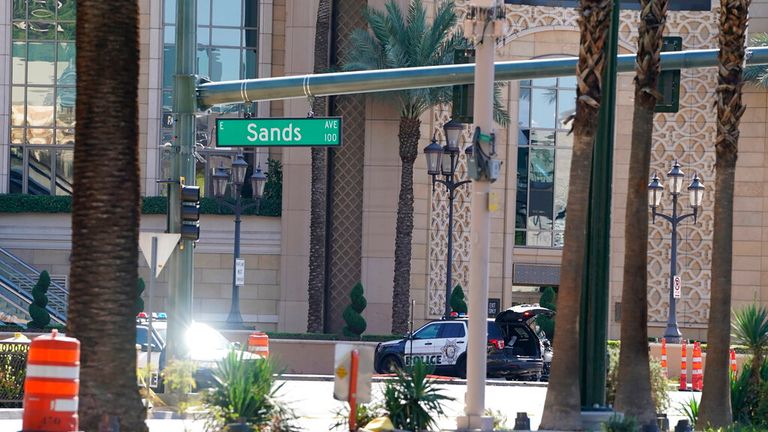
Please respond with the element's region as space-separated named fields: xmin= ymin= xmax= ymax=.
xmin=216 ymin=117 xmax=342 ymax=147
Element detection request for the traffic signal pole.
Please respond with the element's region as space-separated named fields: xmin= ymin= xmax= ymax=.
xmin=166 ymin=0 xmax=197 ymax=362
xmin=457 ymin=3 xmax=502 ymax=430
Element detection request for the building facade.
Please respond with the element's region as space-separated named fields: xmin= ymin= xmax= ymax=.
xmin=2 ymin=0 xmax=768 ymax=340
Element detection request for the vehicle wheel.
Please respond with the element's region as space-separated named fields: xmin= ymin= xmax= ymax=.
xmin=380 ymin=355 xmax=402 ymax=373
xmin=455 ymin=356 xmax=467 ymax=379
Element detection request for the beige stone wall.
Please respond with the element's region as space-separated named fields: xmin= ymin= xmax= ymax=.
xmin=0 ymin=213 xmax=282 ymax=329
xmin=0 ymin=1 xmax=8 ymax=194
xmin=277 ymin=0 xmax=319 ymax=332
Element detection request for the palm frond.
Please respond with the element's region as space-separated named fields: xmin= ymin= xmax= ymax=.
xmin=366 ymin=6 xmax=391 ymax=49
xmin=732 ymin=304 xmax=768 ymax=351
xmin=344 ymin=29 xmax=384 ymax=71
xmin=406 ymin=0 xmax=427 ymax=67
xmin=422 ymin=1 xmax=458 ymax=65
xmin=493 ymin=83 xmax=511 ymax=127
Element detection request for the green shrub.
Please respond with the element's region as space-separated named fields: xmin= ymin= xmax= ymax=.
xmin=330 ymin=402 xmax=384 ymax=431
xmin=0 ymin=158 xmax=282 ymax=216
xmin=342 ymin=282 xmax=367 ymax=338
xmin=28 ymin=271 xmax=51 ymax=329
xmin=605 ymin=342 xmax=669 ymax=413
xmin=537 ymin=286 xmax=557 ymax=341
xmin=450 ymin=284 xmax=468 ymax=315
xmin=203 ymin=350 xmax=296 ymax=432
xmin=162 ymin=359 xmax=197 ymax=414
xmin=383 ymin=360 xmax=454 ymax=432
xmin=676 ymin=397 xmax=699 ymax=429
xmin=601 ymin=414 xmax=638 ymax=432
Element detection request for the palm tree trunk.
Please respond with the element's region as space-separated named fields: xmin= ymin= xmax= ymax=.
xmin=698 ymin=0 xmax=749 ymax=427
xmin=69 ymin=1 xmax=147 ymax=430
xmin=391 ymin=117 xmax=420 ymax=335
xmin=307 ymin=0 xmax=332 ymax=333
xmin=539 ymin=0 xmax=613 ymax=430
xmin=614 ymin=0 xmax=668 ymax=427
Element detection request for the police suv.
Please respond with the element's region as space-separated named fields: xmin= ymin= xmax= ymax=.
xmin=373 ymin=305 xmax=553 ymax=380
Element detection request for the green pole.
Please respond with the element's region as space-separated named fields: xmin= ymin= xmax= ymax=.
xmin=580 ymin=0 xmax=619 ymax=408
xmin=166 ymin=0 xmax=197 ymax=361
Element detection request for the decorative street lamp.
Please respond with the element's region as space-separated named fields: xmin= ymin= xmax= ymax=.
xmin=212 ymin=153 xmax=268 ymax=326
xmin=648 ymin=160 xmax=705 ymax=343
xmin=424 ymin=119 xmax=472 ymax=318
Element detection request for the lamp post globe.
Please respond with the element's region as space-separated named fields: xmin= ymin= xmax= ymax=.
xmin=251 ymin=165 xmax=267 ymax=199
xmin=231 ymin=153 xmax=248 ymax=186
xmin=423 ymin=138 xmax=444 ymax=177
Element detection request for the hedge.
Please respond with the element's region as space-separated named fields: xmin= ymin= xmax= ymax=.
xmin=0 ymin=160 xmax=282 ymax=216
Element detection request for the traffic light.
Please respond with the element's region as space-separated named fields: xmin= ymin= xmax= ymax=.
xmin=180 ymin=185 xmax=200 ymax=241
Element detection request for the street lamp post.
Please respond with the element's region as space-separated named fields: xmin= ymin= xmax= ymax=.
xmin=212 ymin=153 xmax=268 ymax=327
xmin=648 ymin=160 xmax=705 ymax=343
xmin=423 ymin=119 xmax=472 ymax=318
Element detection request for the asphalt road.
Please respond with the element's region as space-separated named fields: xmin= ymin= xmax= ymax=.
xmin=0 ymin=378 xmax=700 ymax=431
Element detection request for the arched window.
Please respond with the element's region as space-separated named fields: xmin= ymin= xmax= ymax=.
xmin=515 ymin=77 xmax=575 ymax=248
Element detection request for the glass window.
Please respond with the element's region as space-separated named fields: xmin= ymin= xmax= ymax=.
xmin=516 ymin=77 xmax=574 ymax=247
xmin=414 ymin=323 xmax=441 ymax=340
xmin=9 ymin=0 xmax=75 ymax=194
xmin=441 ymin=323 xmax=466 ymax=339
xmin=162 ymin=0 xmax=260 ymax=193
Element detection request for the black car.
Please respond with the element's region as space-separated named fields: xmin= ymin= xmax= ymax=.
xmin=374 ymin=305 xmax=553 ymax=380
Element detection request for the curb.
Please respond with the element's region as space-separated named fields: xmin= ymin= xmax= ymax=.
xmin=279 ymin=374 xmax=548 ymax=387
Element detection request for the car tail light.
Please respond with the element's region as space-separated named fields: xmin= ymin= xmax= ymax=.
xmin=489 ymin=339 xmax=505 ymax=350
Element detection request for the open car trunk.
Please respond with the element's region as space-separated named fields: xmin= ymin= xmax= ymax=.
xmin=495 ymin=304 xmax=554 ymax=357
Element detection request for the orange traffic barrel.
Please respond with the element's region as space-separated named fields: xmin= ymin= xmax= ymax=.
xmin=731 ymin=348 xmax=738 ymax=375
xmin=22 ymin=329 xmax=80 ymax=432
xmin=679 ymin=340 xmax=688 ymax=391
xmin=660 ymin=338 xmax=668 ymax=379
xmin=691 ymin=342 xmax=703 ymax=391
xmin=248 ymin=331 xmax=269 ymax=357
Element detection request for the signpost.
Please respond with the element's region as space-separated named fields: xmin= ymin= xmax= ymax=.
xmin=333 ymin=344 xmax=374 ymax=431
xmin=216 ymin=117 xmax=342 ymax=147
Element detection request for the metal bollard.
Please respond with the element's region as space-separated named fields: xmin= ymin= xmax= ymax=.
xmin=674 ymin=419 xmax=692 ymax=432
xmin=656 ymin=413 xmax=669 ymax=431
xmin=513 ymin=412 xmax=531 ymax=430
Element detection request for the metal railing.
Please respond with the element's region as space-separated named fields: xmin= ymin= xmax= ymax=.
xmin=0 ymin=342 xmax=28 ymax=407
xmin=0 ymin=248 xmax=67 ymax=324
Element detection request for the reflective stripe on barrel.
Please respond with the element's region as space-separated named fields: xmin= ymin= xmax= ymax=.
xmin=22 ymin=329 xmax=80 ymax=432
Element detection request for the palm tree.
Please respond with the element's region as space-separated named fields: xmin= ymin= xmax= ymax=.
xmin=698 ymin=0 xmax=750 ymax=428
xmin=69 ymin=0 xmax=147 ymax=431
xmin=614 ymin=0 xmax=668 ymax=427
xmin=342 ymin=0 xmax=467 ymax=335
xmin=538 ymin=0 xmax=614 ymax=429
xmin=732 ymin=304 xmax=768 ymax=388
xmin=307 ymin=0 xmax=333 ymax=334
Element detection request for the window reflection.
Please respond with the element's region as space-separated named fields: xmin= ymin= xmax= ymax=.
xmin=28 ymin=148 xmax=53 ymax=195
xmin=161 ymin=0 xmax=260 ymax=191
xmin=516 ymin=77 xmax=574 ymax=247
xmin=10 ymin=0 xmax=76 ymax=194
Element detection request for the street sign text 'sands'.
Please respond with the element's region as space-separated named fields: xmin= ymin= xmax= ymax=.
xmin=216 ymin=117 xmax=342 ymax=147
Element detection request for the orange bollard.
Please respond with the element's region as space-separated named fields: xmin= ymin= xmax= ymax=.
xmin=22 ymin=329 xmax=80 ymax=432
xmin=660 ymin=338 xmax=668 ymax=379
xmin=731 ymin=348 xmax=738 ymax=375
xmin=679 ymin=340 xmax=688 ymax=391
xmin=248 ymin=331 xmax=269 ymax=357
xmin=692 ymin=342 xmax=703 ymax=391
